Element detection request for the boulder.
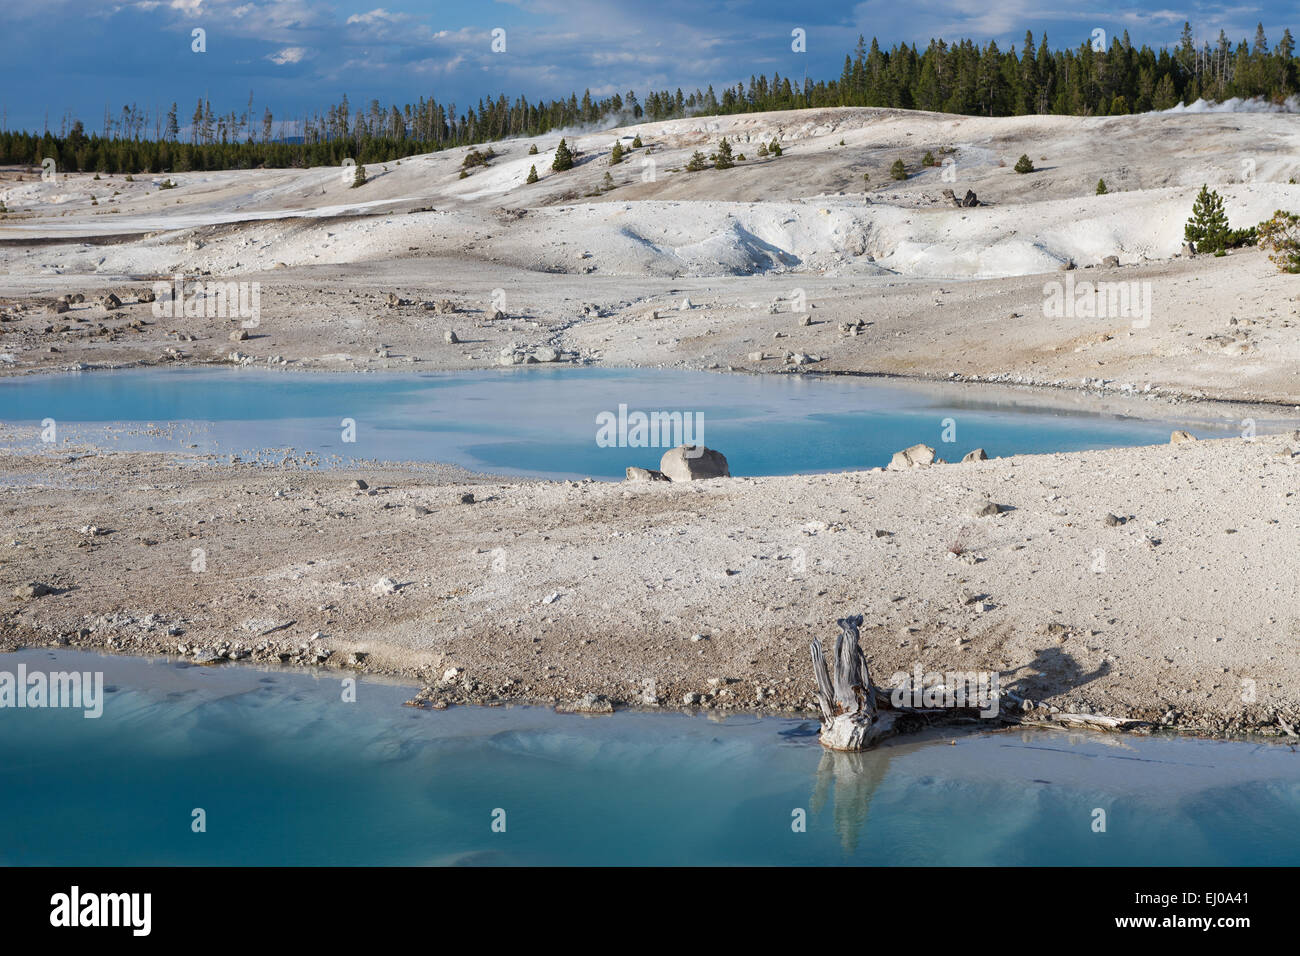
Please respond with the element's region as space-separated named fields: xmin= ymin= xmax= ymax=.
xmin=961 ymin=448 xmax=988 ymax=462
xmin=101 ymin=293 xmax=122 ymax=310
xmin=972 ymin=500 xmax=1002 ymax=517
xmin=659 ymin=445 xmax=730 ymax=481
xmin=887 ymin=443 xmax=936 ymax=470
xmin=533 ymin=347 xmax=560 ymax=362
xmin=1170 ymin=430 xmax=1197 ymax=444
xmin=625 ymin=466 xmax=668 ymax=482
xmin=1101 ymin=255 xmax=1120 ymax=268
xmin=444 ymin=330 xmax=459 ymax=344
xmin=14 ymin=581 xmax=54 ymax=600
xmin=229 ymin=329 xmax=248 ymax=342
xmin=960 ymin=189 xmax=979 ymax=207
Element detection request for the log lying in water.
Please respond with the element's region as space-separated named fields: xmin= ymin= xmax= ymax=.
xmin=810 ymin=615 xmax=897 ymax=751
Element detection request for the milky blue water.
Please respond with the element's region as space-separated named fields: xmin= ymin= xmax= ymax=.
xmin=2 ymin=650 xmax=1297 ymax=866
xmin=0 ymin=367 xmax=1269 ymax=479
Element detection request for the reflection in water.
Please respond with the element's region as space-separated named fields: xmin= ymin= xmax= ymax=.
xmin=810 ymin=746 xmax=894 ymax=854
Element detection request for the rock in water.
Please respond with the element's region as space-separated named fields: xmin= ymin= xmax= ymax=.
xmin=887 ymin=444 xmax=936 ymax=470
xmin=659 ymin=445 xmax=730 ymax=481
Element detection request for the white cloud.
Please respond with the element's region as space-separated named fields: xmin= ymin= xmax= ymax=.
xmin=268 ymin=45 xmax=309 ymax=64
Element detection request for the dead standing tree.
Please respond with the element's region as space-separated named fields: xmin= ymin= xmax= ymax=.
xmin=810 ymin=615 xmax=898 ymax=750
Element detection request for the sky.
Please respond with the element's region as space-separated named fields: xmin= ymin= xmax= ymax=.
xmin=1 ymin=0 xmax=1296 ymax=133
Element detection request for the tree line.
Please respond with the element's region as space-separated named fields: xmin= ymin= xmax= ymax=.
xmin=2 ymin=22 xmax=1296 ymax=175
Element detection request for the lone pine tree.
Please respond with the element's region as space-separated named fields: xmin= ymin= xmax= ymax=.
xmin=1184 ymin=185 xmax=1231 ymax=253
xmin=551 ymin=138 xmax=574 ymax=171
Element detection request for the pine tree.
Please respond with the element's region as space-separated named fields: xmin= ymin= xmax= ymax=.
xmin=526 ymin=164 xmax=539 ymax=184
xmin=1096 ymin=178 xmax=1108 ymax=194
xmin=922 ymin=150 xmax=937 ymax=166
xmin=1014 ymin=153 xmax=1035 ymax=173
xmin=610 ymin=141 xmax=623 ymax=165
xmin=713 ymin=138 xmax=734 ymax=169
xmin=768 ymin=139 xmax=783 ymax=156
xmin=352 ymin=163 xmax=367 ymax=188
xmin=601 ymin=171 xmax=614 ymax=190
xmin=528 ymin=143 xmax=538 ymax=155
xmin=686 ymin=150 xmax=709 ymax=171
xmin=551 ymin=138 xmax=574 ymax=171
xmin=631 ymin=134 xmax=643 ymax=148
xmin=1184 ymin=185 xmax=1230 ymax=252
xmin=890 ymin=158 xmax=906 ymax=180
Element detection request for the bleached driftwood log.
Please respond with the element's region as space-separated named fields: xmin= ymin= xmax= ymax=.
xmin=810 ymin=615 xmax=897 ymax=750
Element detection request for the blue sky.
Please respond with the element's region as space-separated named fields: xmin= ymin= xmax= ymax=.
xmin=1 ymin=1 xmax=1296 ymax=133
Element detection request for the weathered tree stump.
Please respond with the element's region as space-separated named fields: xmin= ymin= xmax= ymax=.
xmin=810 ymin=615 xmax=897 ymax=751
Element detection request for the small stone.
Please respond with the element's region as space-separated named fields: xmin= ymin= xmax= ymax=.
xmin=352 ymin=479 xmax=369 ymax=490
xmin=961 ymin=448 xmax=988 ymax=462
xmin=445 ymin=330 xmax=459 ymax=344
xmin=1103 ymin=513 xmax=1126 ymax=527
xmin=972 ymin=500 xmax=1001 ymax=517
xmin=458 ymin=492 xmax=476 ymax=504
xmin=14 ymin=581 xmax=54 ymax=599
xmin=1170 ymin=430 xmax=1197 ymax=444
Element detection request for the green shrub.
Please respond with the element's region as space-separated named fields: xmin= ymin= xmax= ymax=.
xmin=1257 ymin=210 xmax=1300 ymax=273
xmin=1014 ymin=154 xmax=1035 ymax=174
xmin=526 ymin=164 xmax=539 ymax=184
xmin=1096 ymin=178 xmax=1108 ymax=195
xmin=890 ymin=158 xmax=906 ymax=180
xmin=686 ymin=150 xmax=709 ymax=171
